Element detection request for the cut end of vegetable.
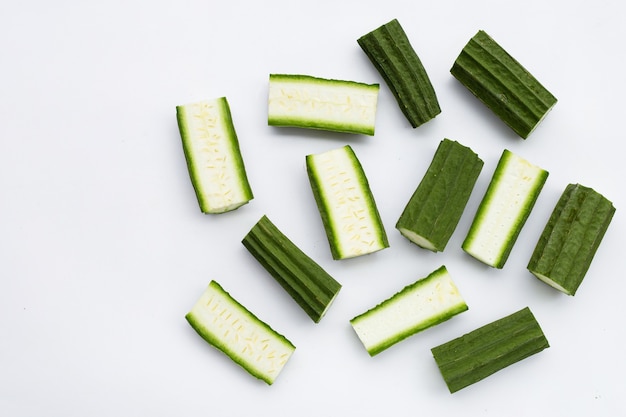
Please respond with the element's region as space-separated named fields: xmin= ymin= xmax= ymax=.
xmin=462 ymin=149 xmax=548 ymax=268
xmin=186 ymin=280 xmax=295 ymax=385
xmin=451 ymin=30 xmax=557 ymax=139
xmin=527 ymin=183 xmax=616 ymax=296
xmin=350 ymin=265 xmax=468 ymax=356
xmin=306 ymin=145 xmax=389 ymax=260
xmin=397 ymin=228 xmax=439 ymax=251
xmin=176 ymin=97 xmax=254 ymax=214
xmin=267 ymin=74 xmax=379 ymax=135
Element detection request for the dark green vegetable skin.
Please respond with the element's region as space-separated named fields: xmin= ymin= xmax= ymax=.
xmin=358 ymin=18 xmax=441 ymax=128
xmin=527 ymin=183 xmax=615 ymax=295
xmin=431 ymin=307 xmax=549 ymax=393
xmin=242 ymin=215 xmax=342 ymax=323
xmin=451 ymin=30 xmax=557 ymax=139
xmin=396 ymin=138 xmax=483 ymax=252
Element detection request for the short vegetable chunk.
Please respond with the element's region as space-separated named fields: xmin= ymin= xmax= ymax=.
xmin=185 ymin=280 xmax=295 ymax=385
xmin=527 ymin=183 xmax=616 ymax=295
xmin=431 ymin=307 xmax=549 ymax=393
xmin=451 ymin=30 xmax=557 ymax=139
xmin=306 ymin=145 xmax=389 ymax=260
xmin=358 ymin=18 xmax=441 ymax=128
xmin=242 ymin=215 xmax=342 ymax=323
xmin=462 ymin=149 xmax=548 ymax=268
xmin=350 ymin=266 xmax=468 ymax=356
xmin=396 ymin=138 xmax=484 ymax=252
xmin=267 ymin=74 xmax=379 ymax=135
xmin=176 ymin=97 xmax=253 ymax=213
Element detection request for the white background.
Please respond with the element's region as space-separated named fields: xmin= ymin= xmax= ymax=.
xmin=1 ymin=0 xmax=624 ymax=415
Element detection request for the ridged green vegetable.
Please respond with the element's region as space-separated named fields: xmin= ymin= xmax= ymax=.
xmin=306 ymin=145 xmax=389 ymax=260
xmin=267 ymin=74 xmax=379 ymax=135
xmin=358 ymin=18 xmax=441 ymax=128
xmin=451 ymin=30 xmax=557 ymax=139
xmin=185 ymin=280 xmax=295 ymax=385
xmin=396 ymin=138 xmax=483 ymax=252
xmin=462 ymin=149 xmax=548 ymax=268
xmin=431 ymin=307 xmax=549 ymax=393
xmin=350 ymin=265 xmax=467 ymax=356
xmin=176 ymin=97 xmax=253 ymax=213
xmin=242 ymin=215 xmax=342 ymax=323
xmin=527 ymin=183 xmax=616 ymax=295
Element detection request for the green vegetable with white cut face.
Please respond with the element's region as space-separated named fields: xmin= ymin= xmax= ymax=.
xmin=462 ymin=149 xmax=548 ymax=268
xmin=176 ymin=97 xmax=254 ymax=214
xmin=268 ymin=74 xmax=379 ymax=135
xmin=306 ymin=145 xmax=389 ymax=260
xmin=186 ymin=280 xmax=295 ymax=385
xmin=350 ymin=266 xmax=467 ymax=356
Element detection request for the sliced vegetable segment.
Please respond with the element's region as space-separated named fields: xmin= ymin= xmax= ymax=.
xmin=431 ymin=307 xmax=549 ymax=393
xmin=462 ymin=149 xmax=548 ymax=268
xmin=185 ymin=280 xmax=295 ymax=385
xmin=527 ymin=183 xmax=616 ymax=295
xmin=358 ymin=18 xmax=441 ymax=128
xmin=451 ymin=30 xmax=557 ymax=139
xmin=267 ymin=74 xmax=379 ymax=135
xmin=242 ymin=215 xmax=342 ymax=323
xmin=396 ymin=138 xmax=484 ymax=252
xmin=306 ymin=145 xmax=389 ymax=260
xmin=350 ymin=265 xmax=468 ymax=356
xmin=176 ymin=97 xmax=253 ymax=213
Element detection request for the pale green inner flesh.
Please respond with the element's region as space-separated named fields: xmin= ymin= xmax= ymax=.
xmin=530 ymin=271 xmax=570 ymax=294
xmin=311 ymin=147 xmax=386 ymax=259
xmin=463 ymin=152 xmax=545 ymax=267
xmin=181 ymin=99 xmax=249 ymax=213
xmin=351 ymin=269 xmax=466 ymax=354
xmin=188 ymin=282 xmax=294 ymax=382
xmin=268 ymin=78 xmax=378 ymax=131
xmin=397 ymin=228 xmax=437 ymax=251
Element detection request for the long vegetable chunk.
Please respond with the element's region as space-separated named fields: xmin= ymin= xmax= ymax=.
xmin=462 ymin=149 xmax=548 ymax=268
xmin=431 ymin=307 xmax=549 ymax=393
xmin=396 ymin=139 xmax=484 ymax=252
xmin=451 ymin=30 xmax=557 ymax=139
xmin=358 ymin=18 xmax=441 ymax=128
xmin=242 ymin=215 xmax=342 ymax=323
xmin=176 ymin=97 xmax=253 ymax=214
xmin=267 ymin=74 xmax=379 ymax=135
xmin=527 ymin=183 xmax=616 ymax=295
xmin=306 ymin=145 xmax=389 ymax=260
xmin=350 ymin=266 xmax=468 ymax=356
xmin=185 ymin=280 xmax=295 ymax=385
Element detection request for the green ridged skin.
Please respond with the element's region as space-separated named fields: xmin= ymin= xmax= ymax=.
xmin=451 ymin=30 xmax=557 ymax=139
xmin=462 ymin=149 xmax=548 ymax=268
xmin=527 ymin=183 xmax=616 ymax=295
xmin=396 ymin=138 xmax=484 ymax=252
xmin=431 ymin=307 xmax=549 ymax=393
xmin=350 ymin=266 xmax=468 ymax=357
xmin=242 ymin=215 xmax=342 ymax=323
xmin=176 ymin=97 xmax=253 ymax=214
xmin=267 ymin=74 xmax=379 ymax=135
xmin=306 ymin=145 xmax=389 ymax=260
xmin=358 ymin=18 xmax=441 ymax=128
xmin=185 ymin=280 xmax=295 ymax=385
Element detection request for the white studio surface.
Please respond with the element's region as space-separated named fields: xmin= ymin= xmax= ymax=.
xmin=1 ymin=1 xmax=624 ymax=415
